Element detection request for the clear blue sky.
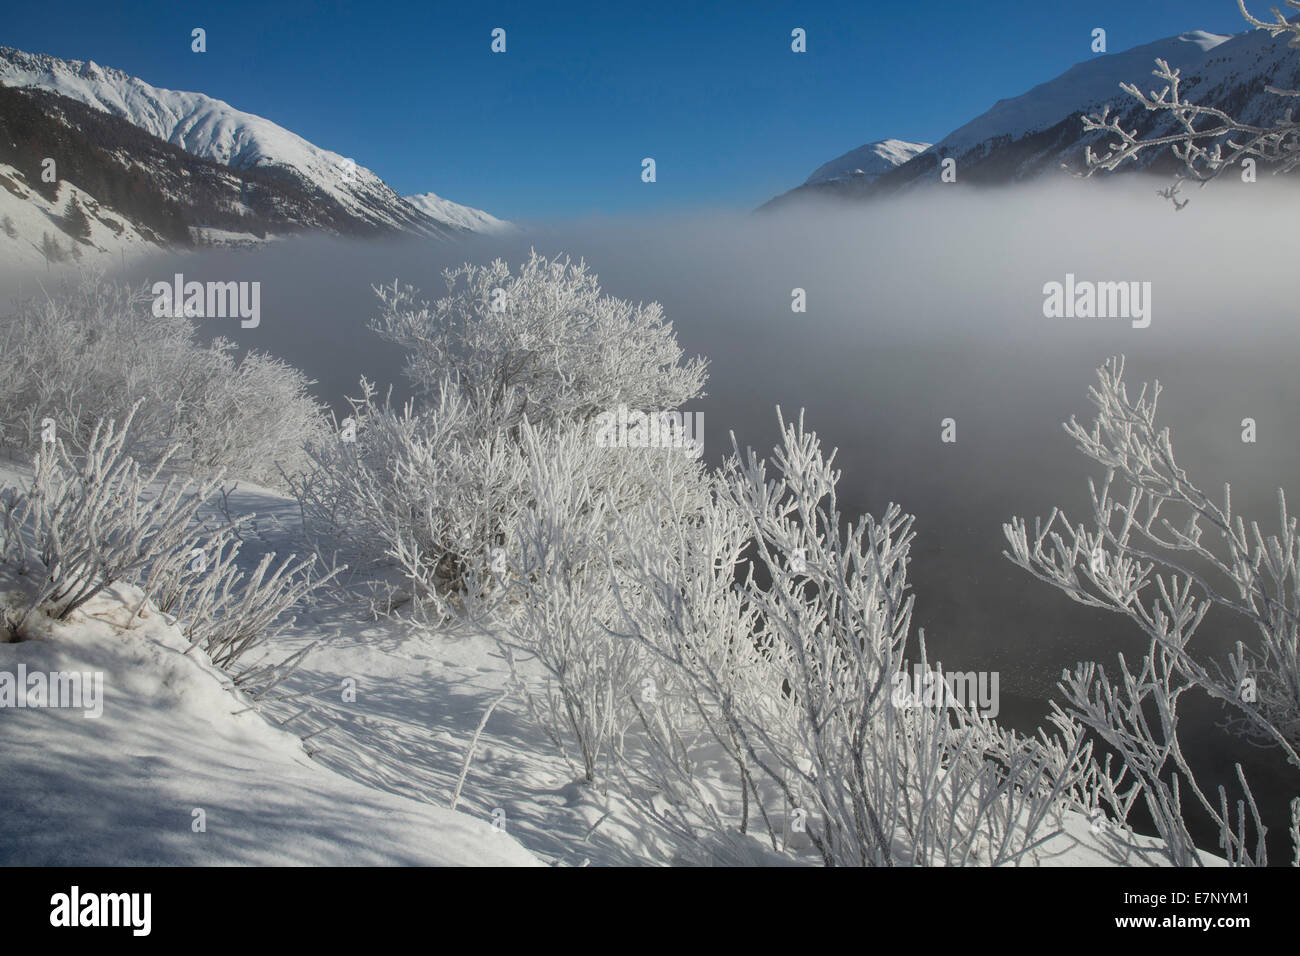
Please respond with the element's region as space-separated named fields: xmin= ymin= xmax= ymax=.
xmin=2 ymin=0 xmax=1252 ymax=221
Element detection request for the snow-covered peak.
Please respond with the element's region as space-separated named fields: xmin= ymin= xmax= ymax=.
xmin=0 ymin=47 xmax=326 ymax=172
xmin=405 ymin=192 xmax=512 ymax=234
xmin=805 ymin=139 xmax=931 ymax=185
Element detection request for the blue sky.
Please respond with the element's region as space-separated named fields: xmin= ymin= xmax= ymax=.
xmin=2 ymin=0 xmax=1252 ymax=221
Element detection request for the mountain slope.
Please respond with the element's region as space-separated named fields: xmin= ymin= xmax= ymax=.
xmin=0 ymin=83 xmax=372 ymax=248
xmin=405 ymin=192 xmax=513 ymax=234
xmin=0 ymin=46 xmax=503 ymax=239
xmin=930 ymin=31 xmax=1230 ymax=161
xmin=0 ymin=163 xmax=158 ymax=269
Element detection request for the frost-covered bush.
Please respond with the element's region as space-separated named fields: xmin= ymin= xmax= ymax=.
xmin=145 ymin=520 xmax=332 ymax=690
xmin=295 ymin=253 xmax=709 ymax=615
xmin=339 ymin=253 xmax=1103 ymax=863
xmin=370 ymin=250 xmax=708 ymax=431
xmin=290 ymin=378 xmax=529 ymax=618
xmin=169 ymin=347 xmax=328 ymax=487
xmin=1004 ymin=357 xmax=1300 ymax=865
xmin=596 ymin=411 xmax=1093 ymax=865
xmin=0 ymin=406 xmax=223 ymax=635
xmin=0 ymin=407 xmax=330 ymax=690
xmin=493 ymin=417 xmax=710 ymax=786
xmin=0 ymin=277 xmax=327 ymax=486
xmin=0 ymin=281 xmax=186 ymax=458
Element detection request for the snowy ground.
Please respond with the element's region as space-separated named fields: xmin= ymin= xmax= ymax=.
xmin=0 ymin=580 xmax=539 ymax=866
xmin=0 ymin=461 xmax=1225 ymax=866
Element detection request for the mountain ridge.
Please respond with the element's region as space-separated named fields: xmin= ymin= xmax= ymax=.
xmin=765 ymin=22 xmax=1296 ymax=209
xmin=0 ymin=45 xmax=507 ymax=242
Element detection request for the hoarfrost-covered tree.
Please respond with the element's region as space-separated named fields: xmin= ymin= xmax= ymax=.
xmin=370 ymin=250 xmax=708 ymax=431
xmin=145 ymin=520 xmax=334 ymax=691
xmin=0 ymin=405 xmax=332 ymax=693
xmin=0 ymin=404 xmax=223 ymax=632
xmin=491 ymin=416 xmax=710 ymax=786
xmin=0 ymin=277 xmax=327 ymax=485
xmin=179 ymin=346 xmax=330 ymax=485
xmin=296 ymin=253 xmax=709 ymax=617
xmin=290 ymin=377 xmax=529 ymax=618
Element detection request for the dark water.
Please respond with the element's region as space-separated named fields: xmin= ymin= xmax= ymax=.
xmin=102 ymin=178 xmax=1300 ymax=861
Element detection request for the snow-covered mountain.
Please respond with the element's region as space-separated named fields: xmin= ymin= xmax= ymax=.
xmin=0 ymin=46 xmax=506 ymax=241
xmin=804 ymin=139 xmax=931 ymax=186
xmin=405 ymin=192 xmax=513 ymax=234
xmin=0 ymin=83 xmax=332 ymax=264
xmin=767 ymin=22 xmax=1298 ymax=207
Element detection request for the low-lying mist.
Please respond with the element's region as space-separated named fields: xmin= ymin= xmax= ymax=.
xmin=7 ymin=176 xmax=1298 ymax=827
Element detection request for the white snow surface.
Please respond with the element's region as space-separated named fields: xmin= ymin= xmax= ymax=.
xmin=0 ymin=468 xmax=539 ymax=866
xmin=0 ymin=588 xmax=540 ymax=864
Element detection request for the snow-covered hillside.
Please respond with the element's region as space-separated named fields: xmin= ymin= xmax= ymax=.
xmin=0 ymin=455 xmax=540 ymax=866
xmin=805 ymin=139 xmax=931 ymax=186
xmin=0 ymin=47 xmax=506 ymax=239
xmin=0 ymin=163 xmax=158 ymax=269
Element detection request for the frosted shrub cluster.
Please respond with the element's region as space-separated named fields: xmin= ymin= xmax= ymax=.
xmin=495 ymin=417 xmax=710 ymax=786
xmin=296 ymin=252 xmax=1297 ymax=865
xmin=370 ymin=250 xmax=707 ymax=431
xmin=0 ymin=277 xmax=327 ymax=487
xmin=0 ymin=405 xmax=331 ymax=691
xmin=293 ymin=252 xmax=709 ymax=617
xmin=0 ymin=406 xmax=223 ymax=632
xmin=290 ymin=378 xmax=529 ymax=617
xmin=504 ymin=410 xmax=1097 ymax=865
xmin=501 ymin=378 xmax=1298 ymax=865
